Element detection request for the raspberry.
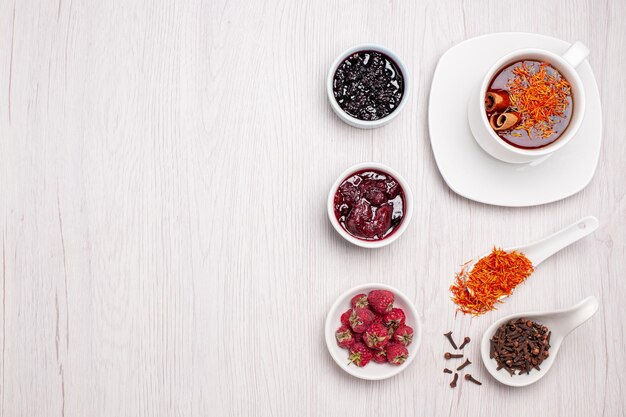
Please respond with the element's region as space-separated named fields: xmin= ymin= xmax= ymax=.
xmin=340 ymin=309 xmax=352 ymax=327
xmin=349 ymin=307 xmax=375 ymax=333
xmin=363 ymin=323 xmax=390 ymax=350
xmin=350 ymin=293 xmax=369 ymax=308
xmin=386 ymin=343 xmax=409 ymax=365
xmin=368 ymin=289 xmax=395 ymax=314
xmin=384 ymin=308 xmax=406 ymax=328
xmin=335 ymin=325 xmax=355 ymax=349
xmin=371 ymin=348 xmax=387 ymax=363
xmin=348 ymin=343 xmax=373 ymax=367
xmin=393 ymin=325 xmax=414 ymax=346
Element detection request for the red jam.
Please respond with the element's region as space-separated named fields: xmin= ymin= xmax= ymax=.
xmin=333 ymin=170 xmax=405 ymax=241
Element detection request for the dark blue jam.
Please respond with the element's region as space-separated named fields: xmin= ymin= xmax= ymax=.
xmin=333 ymin=170 xmax=405 ymax=241
xmin=332 ymin=51 xmax=404 ymax=121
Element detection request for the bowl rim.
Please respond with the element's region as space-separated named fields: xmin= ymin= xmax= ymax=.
xmin=324 ymin=283 xmax=422 ymax=380
xmin=326 ymin=43 xmax=410 ymax=128
xmin=326 ymin=162 xmax=414 ymax=249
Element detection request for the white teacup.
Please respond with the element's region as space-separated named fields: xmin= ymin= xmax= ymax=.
xmin=468 ymin=41 xmax=589 ymax=164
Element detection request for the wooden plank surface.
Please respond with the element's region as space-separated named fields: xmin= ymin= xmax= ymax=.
xmin=1 ymin=0 xmax=624 ymax=415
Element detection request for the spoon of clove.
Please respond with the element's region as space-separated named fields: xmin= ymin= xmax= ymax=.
xmin=480 ymin=296 xmax=599 ymax=387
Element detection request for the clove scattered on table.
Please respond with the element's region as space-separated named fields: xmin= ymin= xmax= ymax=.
xmin=457 ymin=359 xmax=472 ymax=371
xmin=459 ymin=336 xmax=471 ymax=349
xmin=443 ymin=330 xmax=481 ymax=388
xmin=450 ymin=373 xmax=459 ymax=388
xmin=443 ymin=331 xmax=458 ymax=349
xmin=464 ymin=374 xmax=482 ymax=385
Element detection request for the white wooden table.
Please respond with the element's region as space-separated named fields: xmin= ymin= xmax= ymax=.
xmin=1 ymin=0 xmax=625 ymax=415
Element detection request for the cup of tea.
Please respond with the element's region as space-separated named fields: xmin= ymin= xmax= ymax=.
xmin=468 ymin=41 xmax=589 ymax=164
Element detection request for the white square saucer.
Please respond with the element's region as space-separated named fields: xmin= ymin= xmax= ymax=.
xmin=428 ymin=33 xmax=602 ymax=207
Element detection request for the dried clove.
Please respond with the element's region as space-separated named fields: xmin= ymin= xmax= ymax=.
xmin=464 ymin=374 xmax=482 ymax=385
xmin=490 ymin=318 xmax=551 ymax=376
xmin=444 ymin=352 xmax=463 ymax=360
xmin=443 ymin=331 xmax=458 ymax=349
xmin=443 ymin=368 xmax=453 ymax=374
xmin=450 ymin=373 xmax=459 ymax=388
xmin=456 ymin=359 xmax=472 ymax=371
xmin=458 ymin=336 xmax=471 ymax=349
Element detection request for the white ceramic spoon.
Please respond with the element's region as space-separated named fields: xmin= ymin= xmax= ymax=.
xmin=508 ymin=216 xmax=599 ymax=267
xmin=480 ymin=296 xmax=599 ymax=387
xmin=462 ymin=216 xmax=599 ymax=294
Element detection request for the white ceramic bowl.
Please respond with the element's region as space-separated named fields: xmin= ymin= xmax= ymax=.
xmin=327 ymin=44 xmax=410 ymax=129
xmin=325 ymin=283 xmax=422 ymax=380
xmin=327 ymin=162 xmax=413 ymax=249
xmin=468 ymin=42 xmax=589 ymax=164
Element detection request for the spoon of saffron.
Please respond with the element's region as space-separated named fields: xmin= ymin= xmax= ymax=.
xmin=452 ymin=216 xmax=599 ymax=312
xmin=480 ymin=296 xmax=599 ymax=387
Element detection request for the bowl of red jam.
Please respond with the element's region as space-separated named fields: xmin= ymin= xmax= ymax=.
xmin=327 ymin=163 xmax=413 ymax=248
xmin=327 ymin=44 xmax=409 ymax=129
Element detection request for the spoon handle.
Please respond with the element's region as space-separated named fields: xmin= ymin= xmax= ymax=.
xmin=557 ymin=296 xmax=599 ymax=336
xmin=520 ymin=216 xmax=599 ymax=266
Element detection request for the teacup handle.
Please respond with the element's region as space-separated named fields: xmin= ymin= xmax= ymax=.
xmin=561 ymin=41 xmax=590 ymax=68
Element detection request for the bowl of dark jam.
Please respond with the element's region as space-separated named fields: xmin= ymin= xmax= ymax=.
xmin=327 ymin=45 xmax=409 ymax=129
xmin=327 ymin=162 xmax=413 ymax=248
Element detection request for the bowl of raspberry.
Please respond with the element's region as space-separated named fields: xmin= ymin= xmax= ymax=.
xmin=327 ymin=162 xmax=413 ymax=248
xmin=325 ymin=284 xmax=422 ymax=380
